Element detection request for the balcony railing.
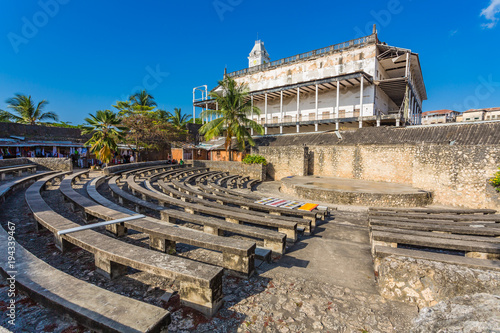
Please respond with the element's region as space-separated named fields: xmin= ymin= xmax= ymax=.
xmin=228 ymin=34 xmax=377 ymax=78
xmin=253 ymin=112 xmax=365 ymax=125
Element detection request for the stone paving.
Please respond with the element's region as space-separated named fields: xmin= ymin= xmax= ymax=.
xmin=0 ymin=172 xmax=419 ymax=332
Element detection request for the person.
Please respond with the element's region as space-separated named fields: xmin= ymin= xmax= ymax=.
xmin=130 ymin=154 xmax=135 ymax=163
xmin=179 ymin=159 xmax=184 ymax=166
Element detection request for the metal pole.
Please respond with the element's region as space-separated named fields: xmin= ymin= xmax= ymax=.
xmin=57 ymin=215 xmax=146 ymax=235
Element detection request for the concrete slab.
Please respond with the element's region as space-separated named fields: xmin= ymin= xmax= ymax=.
xmin=259 ymin=212 xmax=380 ymax=295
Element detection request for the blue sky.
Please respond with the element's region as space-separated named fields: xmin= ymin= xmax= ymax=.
xmin=0 ymin=0 xmax=499 ymax=124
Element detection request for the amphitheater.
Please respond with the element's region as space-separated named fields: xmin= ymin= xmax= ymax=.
xmin=1 ymin=122 xmax=500 ymax=332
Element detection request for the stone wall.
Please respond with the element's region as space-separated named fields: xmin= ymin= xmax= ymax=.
xmin=0 ymin=157 xmax=72 ymax=171
xmin=251 ymin=146 xmax=308 ymax=180
xmin=306 ymin=144 xmax=500 ymax=209
xmin=27 ymin=157 xmax=73 ymax=171
xmin=377 ymin=255 xmax=500 ymax=309
xmin=0 ymin=158 xmax=30 ymax=168
xmin=103 ymin=160 xmax=171 ymax=175
xmin=192 ymin=160 xmax=266 ymax=181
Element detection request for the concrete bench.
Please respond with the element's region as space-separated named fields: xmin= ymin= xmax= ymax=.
xmin=236 ymin=176 xmax=251 ymax=189
xmin=0 ymin=171 xmax=56 ymax=202
xmin=372 ymin=245 xmax=500 ymax=275
xmin=216 ymin=174 xmax=240 ymax=188
xmin=369 ymin=211 xmax=500 ymax=222
xmin=138 ymin=176 xmax=298 ymax=242
xmin=109 ymin=175 xmax=283 ymax=255
xmin=247 ymin=178 xmax=261 ymax=191
xmin=369 ymin=218 xmax=500 ymax=237
xmin=117 ymin=164 xmax=180 ymax=182
xmin=370 ymin=229 xmax=500 ymax=260
xmin=62 ymin=174 xmax=257 ymax=277
xmin=0 ymin=222 xmax=171 ymax=332
xmin=29 ymin=173 xmax=224 ymax=317
xmin=369 ymin=207 xmax=497 ymax=215
xmin=198 ymin=181 xmax=326 ymax=222
xmin=0 ymin=164 xmax=37 ymax=180
xmin=170 ymin=178 xmax=313 ymax=234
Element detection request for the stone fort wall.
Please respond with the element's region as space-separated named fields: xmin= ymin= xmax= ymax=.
xmin=251 ymin=122 xmax=500 ymax=209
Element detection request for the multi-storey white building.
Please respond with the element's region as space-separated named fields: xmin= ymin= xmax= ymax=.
xmin=194 ymin=28 xmax=426 ymax=135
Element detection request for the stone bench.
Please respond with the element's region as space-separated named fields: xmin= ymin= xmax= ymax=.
xmin=138 ymin=175 xmax=298 ymax=242
xmin=370 ymin=229 xmax=500 ymax=260
xmin=216 ymin=174 xmax=240 ymax=188
xmin=368 ymin=207 xmax=497 ymax=215
xmin=127 ymin=175 xmax=297 ymax=251
xmin=184 ymin=170 xmax=221 ymax=185
xmin=117 ymin=164 xmax=179 ymax=182
xmin=369 ymin=211 xmax=500 ymax=222
xmin=372 ymin=244 xmax=500 ymax=278
xmin=29 ymin=173 xmax=224 ymax=317
xmin=0 ymin=164 xmax=37 ymax=180
xmin=0 ymin=171 xmax=56 ymax=202
xmin=236 ymin=176 xmax=251 ymax=189
xmin=109 ymin=176 xmax=282 ymax=257
xmin=62 ymin=174 xmax=257 ymax=277
xmin=0 ymin=222 xmax=171 ymax=332
xmin=170 ymin=178 xmax=314 ymax=235
xmin=369 ymin=218 xmax=500 ymax=237
xmin=198 ymin=181 xmax=326 ymax=222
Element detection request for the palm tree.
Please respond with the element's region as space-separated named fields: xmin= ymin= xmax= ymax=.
xmin=200 ymin=76 xmax=263 ymax=160
xmin=167 ymin=108 xmax=192 ymax=130
xmin=4 ymin=94 xmax=59 ymax=125
xmin=129 ymin=90 xmax=157 ymax=112
xmin=81 ymin=110 xmax=127 ymax=165
xmin=0 ymin=110 xmax=12 ymax=122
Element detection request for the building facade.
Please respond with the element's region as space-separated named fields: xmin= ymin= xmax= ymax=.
xmin=194 ymin=28 xmax=427 ymax=135
xmin=421 ymin=109 xmax=461 ymax=125
xmin=459 ymin=107 xmax=500 ymax=122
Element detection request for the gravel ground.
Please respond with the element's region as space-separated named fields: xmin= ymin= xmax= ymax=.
xmin=0 ymin=172 xmax=417 ymax=332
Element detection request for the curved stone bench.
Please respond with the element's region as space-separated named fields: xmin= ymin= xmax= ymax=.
xmin=135 ymin=173 xmax=298 ymax=242
xmin=110 ymin=175 xmax=284 ymax=255
xmin=0 ymin=172 xmax=171 ymax=332
xmin=169 ymin=178 xmax=313 ymax=234
xmin=28 ymin=172 xmax=223 ymax=317
xmin=0 ymin=171 xmax=56 ymax=202
xmin=199 ymin=181 xmax=326 ymax=222
xmin=0 ymin=164 xmax=37 ymax=180
xmin=61 ymin=173 xmax=256 ymax=277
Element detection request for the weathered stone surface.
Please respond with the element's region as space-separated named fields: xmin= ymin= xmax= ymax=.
xmin=193 ymin=160 xmax=266 ymax=181
xmin=377 ymin=255 xmax=500 ymax=309
xmin=251 ymin=146 xmax=308 ymax=181
xmin=28 ymin=157 xmax=72 ymax=171
xmin=411 ymin=293 xmax=500 ymax=333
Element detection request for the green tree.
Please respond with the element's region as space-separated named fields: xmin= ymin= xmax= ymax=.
xmin=199 ymin=76 xmax=263 ymax=159
xmin=0 ymin=110 xmax=12 ymax=122
xmin=113 ymin=100 xmax=134 ymax=117
xmin=3 ymin=94 xmax=59 ymax=125
xmin=81 ymin=110 xmax=127 ymax=165
xmin=167 ymin=108 xmax=192 ymax=130
xmin=129 ymin=90 xmax=157 ymax=112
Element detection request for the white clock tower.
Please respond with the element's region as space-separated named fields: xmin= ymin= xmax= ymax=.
xmin=248 ymin=40 xmax=270 ymax=68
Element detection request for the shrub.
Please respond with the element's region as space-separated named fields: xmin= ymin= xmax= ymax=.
xmin=242 ymin=154 xmax=267 ymax=165
xmin=490 ymin=167 xmax=500 ymax=192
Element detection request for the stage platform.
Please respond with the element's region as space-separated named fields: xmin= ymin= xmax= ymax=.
xmin=280 ymin=176 xmax=433 ymax=207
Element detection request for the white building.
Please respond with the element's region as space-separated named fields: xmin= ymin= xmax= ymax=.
xmin=194 ymin=28 xmax=427 ymax=135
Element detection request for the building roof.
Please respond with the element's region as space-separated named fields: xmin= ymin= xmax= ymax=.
xmin=463 ymin=107 xmax=500 ymax=113
xmin=422 ymin=109 xmax=458 ymax=116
